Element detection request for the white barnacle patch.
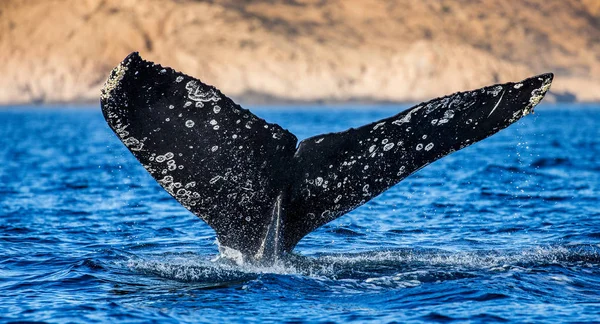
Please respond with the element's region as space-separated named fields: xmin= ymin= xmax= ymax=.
xmin=101 ymin=62 xmax=127 ymax=100
xmin=123 ymin=136 xmax=144 ymax=151
xmin=213 ymin=105 xmax=221 ymax=114
xmin=527 ymin=78 xmax=553 ymax=112
xmin=176 ymin=76 xmax=184 ymax=83
xmin=489 ymin=85 xmax=503 ymax=96
xmin=422 ymin=135 xmax=427 ymax=139
xmin=364 ymin=165 xmax=369 ymax=170
xmin=168 ymin=105 xmax=175 ymax=110
xmin=159 ymin=69 xmax=167 ymax=74
xmin=334 ymin=195 xmax=342 ymax=203
xmin=213 ymin=125 xmax=220 ymax=130
xmin=514 ymin=83 xmax=523 ymax=89
xmin=444 ymin=110 xmax=455 ymax=120
xmin=373 ymin=122 xmax=386 ymax=130
xmin=184 ymin=101 xmax=192 ymax=108
xmin=315 ymin=138 xmax=324 ymax=144
xmin=382 ymin=139 xmax=389 ymax=144
xmin=315 ymin=177 xmax=324 ymax=186
xmin=210 ymin=119 xmax=218 ymax=125
xmin=165 ymin=118 xmax=170 ymax=122
xmin=185 ymin=120 xmax=195 ymax=128
xmin=425 ymin=143 xmax=434 ymax=151
xmin=369 ymin=145 xmax=376 ymax=153
xmin=416 ymin=143 xmax=424 ymax=151
xmin=245 ymin=121 xmax=253 ymax=129
xmin=209 ymin=175 xmax=222 ymax=184
xmin=167 ymin=160 xmax=177 ymax=171
xmin=211 ymin=145 xmax=219 ymax=152
xmin=437 ymin=115 xmax=454 ymax=126
xmin=123 ymin=137 xmax=138 ymax=146
xmin=397 ymin=165 xmax=406 ymax=176
xmin=232 ymin=134 xmax=238 ymax=139
xmin=185 ymin=181 xmax=196 ymax=189
xmin=195 ymin=102 xmax=204 ymax=108
xmin=362 ymin=184 xmax=370 ymax=196
xmin=185 ymin=80 xmax=221 ymax=103
xmin=392 ymin=106 xmax=421 ymax=126
xmin=114 ymin=123 xmax=129 ymax=137
xmin=383 ymin=143 xmax=395 ymax=151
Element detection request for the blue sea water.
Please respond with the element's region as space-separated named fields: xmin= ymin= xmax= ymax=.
xmin=0 ymin=103 xmax=599 ymax=323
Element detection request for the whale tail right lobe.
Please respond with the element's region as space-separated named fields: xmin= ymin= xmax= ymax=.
xmin=282 ymin=74 xmax=553 ymax=252
xmin=101 ymin=52 xmax=552 ymax=262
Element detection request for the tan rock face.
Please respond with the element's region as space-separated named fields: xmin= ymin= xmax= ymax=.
xmin=1 ymin=0 xmax=599 ymax=105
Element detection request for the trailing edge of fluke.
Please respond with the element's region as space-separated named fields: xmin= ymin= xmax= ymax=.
xmin=101 ymin=52 xmax=553 ymax=264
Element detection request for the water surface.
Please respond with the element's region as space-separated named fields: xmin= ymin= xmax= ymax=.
xmin=1 ymin=103 xmax=599 ymax=322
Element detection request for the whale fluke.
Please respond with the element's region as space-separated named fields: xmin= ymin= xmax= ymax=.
xmin=101 ymin=52 xmax=553 ymax=263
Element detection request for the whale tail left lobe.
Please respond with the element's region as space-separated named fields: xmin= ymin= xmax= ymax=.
xmin=101 ymin=52 xmax=298 ymax=261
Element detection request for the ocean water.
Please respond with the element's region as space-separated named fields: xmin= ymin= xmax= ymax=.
xmin=1 ymin=103 xmax=599 ymax=323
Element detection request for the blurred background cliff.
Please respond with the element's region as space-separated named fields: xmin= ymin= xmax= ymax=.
xmin=1 ymin=0 xmax=599 ymax=105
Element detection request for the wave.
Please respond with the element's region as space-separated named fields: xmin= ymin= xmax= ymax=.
xmin=121 ymin=244 xmax=600 ymax=287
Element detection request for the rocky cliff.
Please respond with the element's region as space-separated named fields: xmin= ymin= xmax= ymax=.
xmin=1 ymin=0 xmax=599 ymax=105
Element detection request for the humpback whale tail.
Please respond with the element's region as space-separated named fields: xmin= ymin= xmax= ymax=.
xmin=101 ymin=52 xmax=553 ymax=264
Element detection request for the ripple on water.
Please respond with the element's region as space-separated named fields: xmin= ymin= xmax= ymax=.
xmin=0 ymin=105 xmax=599 ymax=322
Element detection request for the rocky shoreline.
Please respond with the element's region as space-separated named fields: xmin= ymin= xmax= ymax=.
xmin=1 ymin=0 xmax=599 ymax=105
